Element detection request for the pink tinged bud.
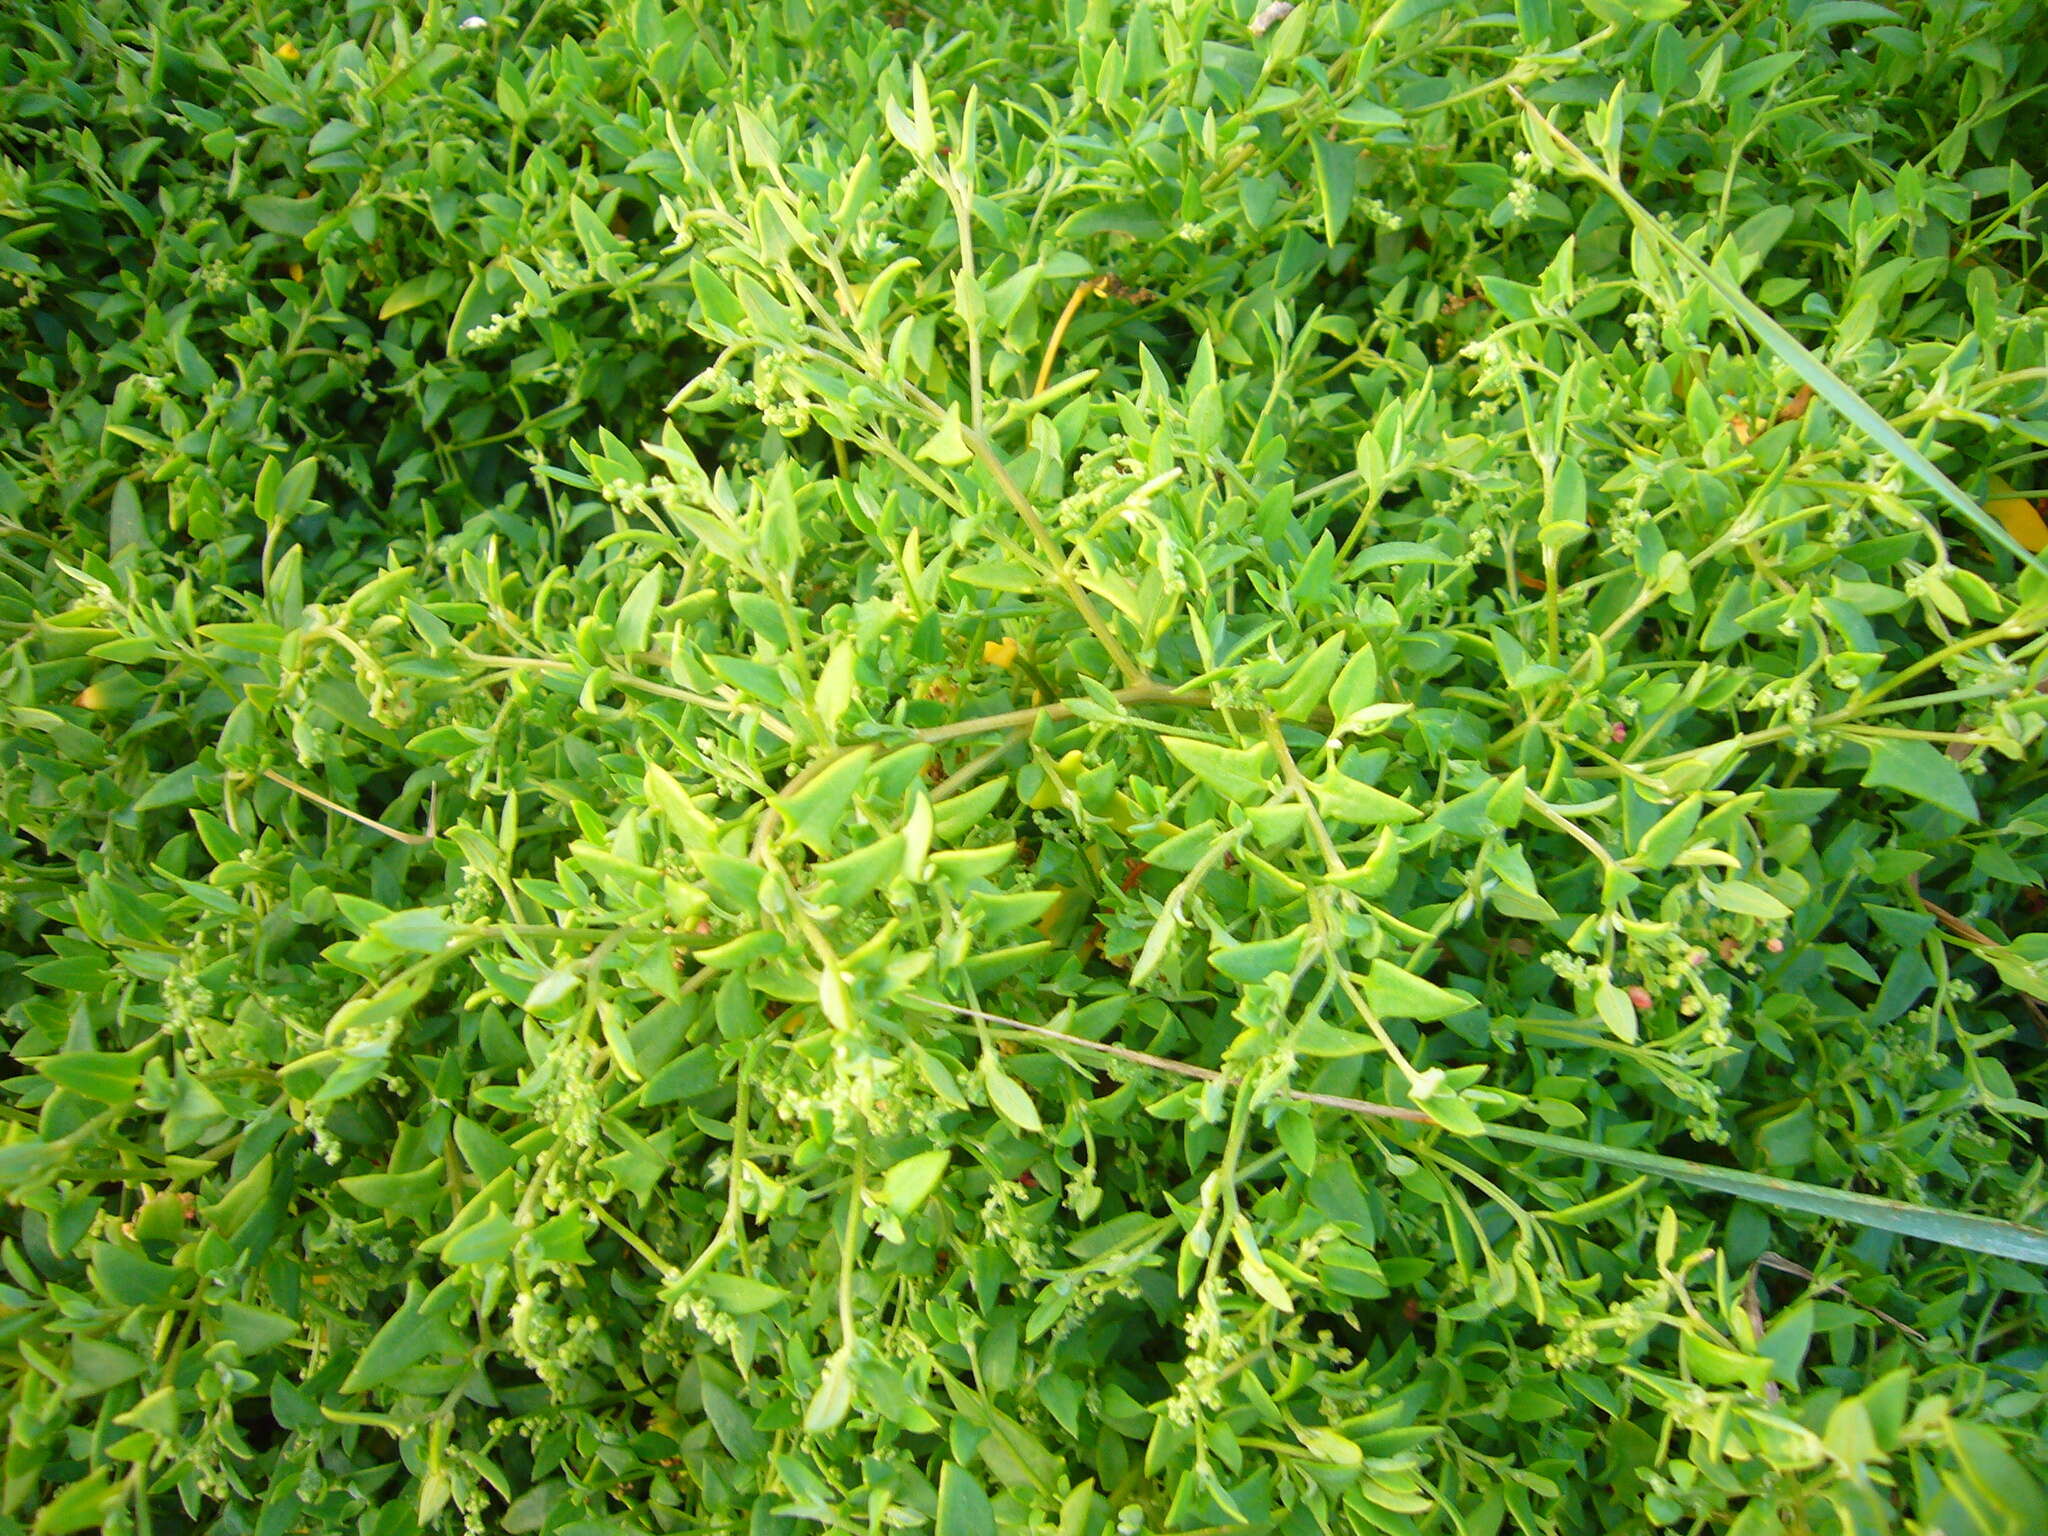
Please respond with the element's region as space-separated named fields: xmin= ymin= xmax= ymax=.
xmin=1766 ymin=937 xmax=1784 ymax=953
xmin=1626 ymin=985 xmax=1653 ymax=1010
xmin=1610 ymin=722 xmax=1628 ymax=743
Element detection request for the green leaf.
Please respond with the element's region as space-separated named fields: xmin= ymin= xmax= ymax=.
xmin=775 ymin=747 xmax=877 ymax=852
xmin=1315 ymin=770 xmax=1422 ymax=827
xmin=1584 ymin=0 xmax=1686 ymax=21
xmin=1231 ymin=1219 xmax=1295 ymax=1311
xmin=615 ymin=569 xmax=661 ymax=655
xmin=697 ymin=1272 xmax=787 ymax=1315
xmin=1211 ymin=925 xmax=1310 ymax=982
xmin=645 ymin=763 xmax=716 ymax=844
xmin=1162 ymin=737 xmax=1275 ymax=805
xmin=1860 ymin=736 xmax=1979 ymax=820
xmin=1329 ymin=646 xmax=1380 ymax=718
xmin=1986 ymin=934 xmax=2048 ymax=1002
xmin=569 ymin=195 xmax=629 ymax=265
xmin=880 ymin=1149 xmax=951 ymax=1217
xmin=1634 ymin=795 xmax=1702 ymax=870
xmin=1268 ymin=636 xmax=1347 ymax=721
xmin=342 ymin=1285 xmax=465 ymax=1392
xmin=243 ymin=193 xmax=324 ymax=237
xmin=65 ymin=1337 xmax=144 ymax=1397
xmin=442 ymin=1210 xmax=518 ymax=1265
xmin=525 ymin=968 xmax=581 ymax=1011
xmin=692 ymin=261 xmax=747 ymax=334
xmin=918 ymin=408 xmax=976 ymax=467
xmin=1409 ymin=1069 xmax=1488 ymax=1136
xmin=1360 ymin=959 xmax=1477 ymax=1021
xmin=217 ymin=1300 xmax=299 ymax=1356
xmin=814 ymin=640 xmax=857 ymax=735
xmin=378 ymin=270 xmax=454 ymax=320
xmin=1700 ymin=879 xmax=1793 ymax=920
xmin=369 ymin=906 xmax=458 ymax=954
xmin=1593 ymin=982 xmax=1640 ymax=1044
xmin=33 ymin=1472 xmax=124 ymax=1535
xmin=982 ymin=1055 xmax=1044 ymax=1134
xmin=804 ymin=1348 xmax=855 ymax=1433
xmin=32 ymin=1049 xmax=144 ymax=1106
xmin=936 ymin=1462 xmax=997 ymax=1536
xmin=90 ymin=1244 xmax=180 ymax=1307
xmin=1311 ymin=138 xmax=1357 ymax=244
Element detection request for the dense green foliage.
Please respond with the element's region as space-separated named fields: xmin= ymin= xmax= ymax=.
xmin=6 ymin=1 xmax=2048 ymax=1533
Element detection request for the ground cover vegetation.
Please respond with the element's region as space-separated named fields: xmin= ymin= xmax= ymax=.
xmin=5 ymin=0 xmax=2048 ymax=1532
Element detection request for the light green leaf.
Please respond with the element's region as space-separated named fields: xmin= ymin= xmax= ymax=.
xmin=814 ymin=640 xmax=857 ymax=735
xmin=1231 ymin=1218 xmax=1295 ymax=1312
xmin=881 ymin=1149 xmax=951 ymax=1218
xmin=804 ymin=1348 xmax=855 ymax=1434
xmin=615 ymin=569 xmax=661 ymax=655
xmin=1410 ymin=1069 xmax=1488 ymax=1136
xmin=1700 ymin=879 xmax=1793 ymax=920
xmin=1593 ymin=982 xmax=1640 ymax=1044
xmin=697 ymin=1272 xmax=787 ymax=1315
xmin=982 ymin=1055 xmax=1044 ymax=1134
xmin=1162 ymin=737 xmax=1275 ymax=805
xmin=378 ymin=270 xmax=453 ymax=320
xmin=1211 ymin=925 xmax=1310 ymax=982
xmin=918 ymin=408 xmax=975 ymax=467
xmin=525 ymin=969 xmax=580 ymax=1011
xmin=369 ymin=906 xmax=457 ymax=954
xmin=1315 ymin=770 xmax=1422 ymax=827
xmin=1268 ymin=635 xmax=1347 ymax=721
xmin=1361 ymin=959 xmax=1476 ymax=1021
xmin=775 ymin=747 xmax=876 ymax=852
xmin=1986 ymin=934 xmax=2048 ymax=1002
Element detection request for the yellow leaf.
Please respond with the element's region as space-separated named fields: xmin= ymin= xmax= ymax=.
xmin=1988 ymin=476 xmax=2048 ymax=554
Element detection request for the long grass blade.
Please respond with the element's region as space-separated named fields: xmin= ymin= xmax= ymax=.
xmin=1481 ymin=1121 xmax=2048 ymax=1266
xmin=1513 ymin=90 xmax=2048 ymax=578
xmin=938 ymin=997 xmax=2048 ymax=1266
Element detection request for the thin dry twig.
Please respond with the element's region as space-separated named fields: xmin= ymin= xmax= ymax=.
xmin=262 ymin=768 xmax=432 ymax=846
xmin=1753 ymin=1249 xmax=1927 ymax=1344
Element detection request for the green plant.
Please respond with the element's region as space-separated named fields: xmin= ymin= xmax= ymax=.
xmin=6 ymin=2 xmax=2048 ymax=1534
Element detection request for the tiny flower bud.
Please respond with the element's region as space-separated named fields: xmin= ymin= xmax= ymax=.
xmin=1610 ymin=721 xmax=1628 ymax=743
xmin=1626 ymin=985 xmax=1652 ymax=1010
xmin=1765 ymin=937 xmax=1784 ymax=953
